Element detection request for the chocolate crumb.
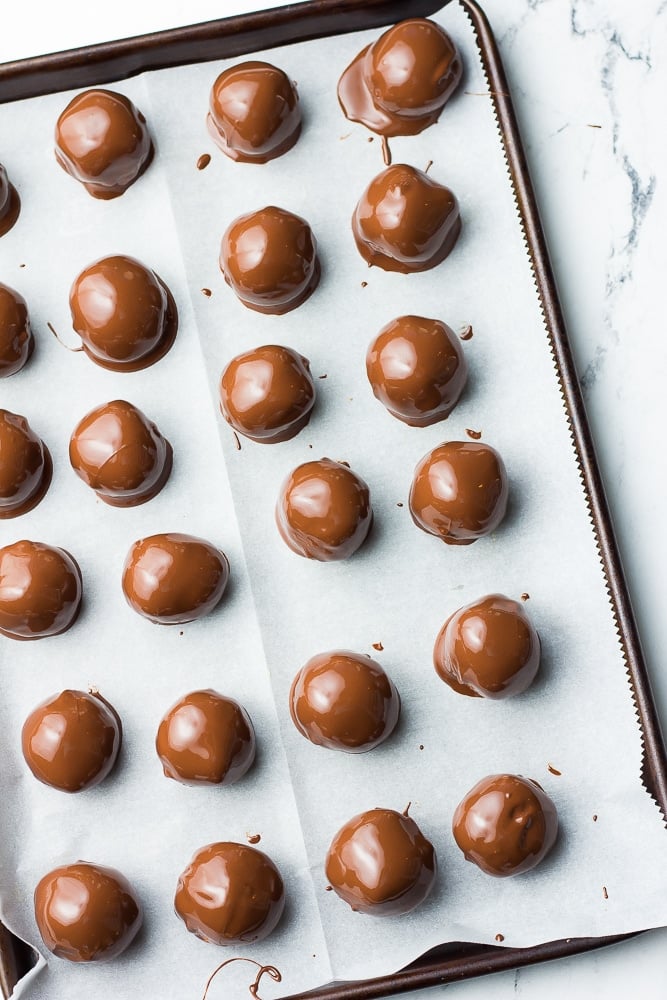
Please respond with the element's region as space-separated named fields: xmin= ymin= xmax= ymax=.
xmin=87 ymin=686 xmax=99 ymax=696
xmin=372 ymin=642 xmax=384 ymax=651
xmin=367 ymin=136 xmax=374 ymax=142
xmin=495 ymin=933 xmax=504 ymax=942
xmin=308 ymin=444 xmax=313 ymax=449
xmin=179 ymin=631 xmax=184 ymax=636
xmin=424 ymin=159 xmax=433 ymax=174
xmin=465 ymin=428 xmax=482 ymax=440
xmin=325 ymin=885 xmax=332 ymax=892
xmin=587 ymin=124 xmax=602 ymax=129
xmin=397 ymin=502 xmax=404 ymax=507
xmin=318 ymin=374 xmax=328 ymax=379
xmin=521 ymin=592 xmax=530 ymax=601
xmin=19 ymin=263 xmax=26 ymax=268
xmin=593 ymin=814 xmax=598 ymax=822
xmin=233 ymin=431 xmax=241 ymax=451
xmin=603 ymin=886 xmax=608 ymax=899
xmin=201 ymin=287 xmax=212 ymax=297
xmin=196 ymin=153 xmax=211 ymax=170
xmin=361 ymin=281 xmax=368 ymax=288
xmin=246 ymin=833 xmax=261 ymax=845
xmin=419 ymin=744 xmax=424 ymax=751
xmin=547 ymin=763 xmax=562 ymax=776
xmin=459 ymin=324 xmax=473 ymax=341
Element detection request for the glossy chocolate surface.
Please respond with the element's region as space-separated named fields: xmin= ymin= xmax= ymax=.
xmin=276 ymin=458 xmax=372 ymax=561
xmin=220 ymin=345 xmax=315 ymax=444
xmin=22 ymin=690 xmax=121 ymax=792
xmin=0 ymin=541 xmax=82 ymax=640
xmin=122 ymin=532 xmax=229 ymax=624
xmin=220 ymin=206 xmax=320 ymax=314
xmin=290 ymin=650 xmax=400 ymax=753
xmin=34 ymin=862 xmax=142 ymax=961
xmin=55 ymin=89 xmax=153 ymax=199
xmin=69 ymin=399 xmax=172 ymax=506
xmin=175 ymin=842 xmax=285 ymax=945
xmin=0 ymin=163 xmax=20 ymax=236
xmin=326 ymin=807 xmax=436 ymax=915
xmin=69 ymin=255 xmax=178 ymax=372
xmin=208 ymin=60 xmax=301 ymax=163
xmin=0 ymin=282 xmax=33 ymax=378
xmin=434 ymin=594 xmax=540 ymax=698
xmin=156 ymin=689 xmax=256 ymax=785
xmin=352 ymin=164 xmax=461 ymax=273
xmin=366 ymin=315 xmax=467 ymax=426
xmin=0 ymin=410 xmax=52 ymax=518
xmin=409 ymin=441 xmax=508 ymax=545
xmin=338 ymin=18 xmax=462 ymax=137
xmin=452 ymin=774 xmax=558 ymax=877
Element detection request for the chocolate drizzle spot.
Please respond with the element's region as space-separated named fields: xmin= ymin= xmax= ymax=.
xmin=419 ymin=744 xmax=424 ymax=750
xmin=325 ymin=885 xmax=333 ymax=891
xmin=465 ymin=428 xmax=482 ymax=440
xmin=201 ymin=957 xmax=282 ymax=1000
xmin=495 ymin=933 xmax=505 ymax=943
xmin=547 ymin=763 xmax=562 ymax=776
xmin=233 ymin=431 xmax=242 ymax=451
xmin=381 ymin=135 xmax=392 ymax=166
xmin=425 ymin=159 xmax=433 ymax=174
xmin=318 ymin=374 xmax=327 ymax=379
xmin=372 ymin=642 xmax=384 ymax=651
xmin=247 ymin=833 xmax=261 ymax=845
xmin=197 ymin=153 xmax=211 ymax=170
xmin=459 ymin=324 xmax=474 ymax=341
xmin=593 ymin=814 xmax=598 ymax=822
xmin=397 ymin=502 xmax=403 ymax=507
xmin=361 ymin=281 xmax=368 ymax=288
xmin=201 ymin=287 xmax=212 ymax=297
xmin=603 ymin=886 xmax=608 ymax=900
xmin=521 ymin=592 xmax=530 ymax=601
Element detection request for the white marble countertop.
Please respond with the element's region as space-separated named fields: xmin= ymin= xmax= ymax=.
xmin=2 ymin=0 xmax=666 ymax=996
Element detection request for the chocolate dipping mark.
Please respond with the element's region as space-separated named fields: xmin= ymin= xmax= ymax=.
xmin=459 ymin=324 xmax=473 ymax=341
xmin=424 ymin=159 xmax=433 ymax=174
xmin=381 ymin=135 xmax=391 ymax=166
xmin=197 ymin=153 xmax=211 ymax=170
xmin=547 ymin=764 xmax=562 ymax=776
xmin=402 ymin=802 xmax=411 ymax=817
xmin=233 ymin=431 xmax=242 ymax=451
xmin=202 ymin=957 xmax=282 ymax=1000
xmin=372 ymin=642 xmax=384 ymax=651
xmin=247 ymin=833 xmax=261 ymax=845
xmin=465 ymin=428 xmax=482 ymax=440
xmin=47 ymin=321 xmax=82 ymax=353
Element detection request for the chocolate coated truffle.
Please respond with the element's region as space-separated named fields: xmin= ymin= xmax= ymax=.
xmin=276 ymin=458 xmax=372 ymax=561
xmin=22 ymin=690 xmax=121 ymax=792
xmin=326 ymin=808 xmax=436 ymax=915
xmin=69 ymin=255 xmax=178 ymax=372
xmin=208 ymin=61 xmax=301 ymax=163
xmin=0 ymin=541 xmax=82 ymax=640
xmin=290 ymin=650 xmax=400 ymax=753
xmin=434 ymin=595 xmax=540 ymax=699
xmin=175 ymin=842 xmax=285 ymax=945
xmin=0 ymin=282 xmax=33 ymax=377
xmin=122 ymin=532 xmax=229 ymax=624
xmin=220 ymin=345 xmax=315 ymax=443
xmin=366 ymin=315 xmax=467 ymax=426
xmin=352 ymin=164 xmax=461 ymax=273
xmin=69 ymin=399 xmax=172 ymax=506
xmin=452 ymin=774 xmax=558 ymax=877
xmin=220 ymin=206 xmax=320 ymax=314
xmin=156 ymin=689 xmax=256 ymax=785
xmin=0 ymin=410 xmax=52 ymax=518
xmin=55 ymin=89 xmax=153 ymax=199
xmin=338 ymin=18 xmax=462 ymax=137
xmin=34 ymin=862 xmax=142 ymax=961
xmin=409 ymin=441 xmax=508 ymax=545
xmin=0 ymin=163 xmax=20 ymax=236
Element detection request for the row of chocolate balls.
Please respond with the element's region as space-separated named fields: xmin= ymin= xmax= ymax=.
xmin=34 ymin=775 xmax=558 ymax=965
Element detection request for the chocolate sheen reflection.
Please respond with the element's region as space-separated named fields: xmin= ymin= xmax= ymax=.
xmin=0 ymin=540 xmax=82 ymax=640
xmin=0 ymin=409 xmax=52 ymax=518
xmin=0 ymin=163 xmax=21 ymax=236
xmin=0 ymin=282 xmax=33 ymax=378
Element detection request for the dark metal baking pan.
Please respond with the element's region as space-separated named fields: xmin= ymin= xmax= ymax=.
xmin=1 ymin=1 xmax=665 ymax=997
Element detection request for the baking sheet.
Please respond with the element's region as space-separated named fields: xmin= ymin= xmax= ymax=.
xmin=1 ymin=2 xmax=667 ymax=997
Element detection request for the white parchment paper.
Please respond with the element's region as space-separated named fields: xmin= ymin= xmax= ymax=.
xmin=1 ymin=3 xmax=667 ymax=997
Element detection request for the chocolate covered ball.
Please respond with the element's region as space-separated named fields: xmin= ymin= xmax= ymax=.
xmin=69 ymin=399 xmax=172 ymax=506
xmin=55 ymin=89 xmax=153 ymax=199
xmin=22 ymin=690 xmax=121 ymax=792
xmin=34 ymin=862 xmax=142 ymax=961
xmin=0 ymin=163 xmax=20 ymax=236
xmin=220 ymin=206 xmax=320 ymax=314
xmin=434 ymin=595 xmax=540 ymax=699
xmin=276 ymin=458 xmax=372 ymax=561
xmin=452 ymin=774 xmax=558 ymax=877
xmin=366 ymin=315 xmax=467 ymax=426
xmin=338 ymin=18 xmax=462 ymax=137
xmin=0 ymin=410 xmax=52 ymax=518
xmin=122 ymin=532 xmax=229 ymax=625
xmin=0 ymin=540 xmax=82 ymax=640
xmin=0 ymin=282 xmax=33 ymax=377
xmin=207 ymin=61 xmax=301 ymax=163
xmin=326 ymin=808 xmax=436 ymax=915
xmin=220 ymin=345 xmax=315 ymax=444
xmin=175 ymin=842 xmax=285 ymax=946
xmin=69 ymin=255 xmax=178 ymax=372
xmin=290 ymin=650 xmax=400 ymax=753
xmin=352 ymin=164 xmax=461 ymax=273
xmin=409 ymin=441 xmax=508 ymax=545
xmin=156 ymin=690 xmax=256 ymax=785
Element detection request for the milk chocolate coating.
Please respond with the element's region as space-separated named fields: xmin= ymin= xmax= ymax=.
xmin=175 ymin=842 xmax=285 ymax=945
xmin=276 ymin=458 xmax=372 ymax=561
xmin=0 ymin=163 xmax=20 ymax=236
xmin=0 ymin=282 xmax=33 ymax=377
xmin=352 ymin=165 xmax=461 ymax=273
xmin=0 ymin=541 xmax=82 ymax=640
xmin=220 ymin=206 xmax=320 ymax=314
xmin=22 ymin=690 xmax=121 ymax=792
xmin=122 ymin=532 xmax=229 ymax=624
xmin=434 ymin=595 xmax=540 ymax=699
xmin=55 ymin=89 xmax=153 ymax=199
xmin=69 ymin=255 xmax=178 ymax=372
xmin=409 ymin=441 xmax=508 ymax=545
xmin=338 ymin=18 xmax=462 ymax=137
xmin=69 ymin=400 xmax=172 ymax=506
xmin=325 ymin=808 xmax=436 ymax=915
xmin=452 ymin=774 xmax=558 ymax=877
xmin=366 ymin=315 xmax=467 ymax=426
xmin=220 ymin=345 xmax=315 ymax=443
xmin=290 ymin=650 xmax=400 ymax=753
xmin=207 ymin=61 xmax=301 ymax=163
xmin=156 ymin=689 xmax=256 ymax=785
xmin=0 ymin=410 xmax=52 ymax=518
xmin=34 ymin=862 xmax=142 ymax=961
